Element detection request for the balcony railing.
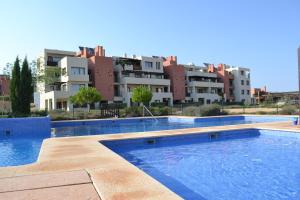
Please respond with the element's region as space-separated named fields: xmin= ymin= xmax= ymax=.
xmin=47 ymin=61 xmax=58 ymax=66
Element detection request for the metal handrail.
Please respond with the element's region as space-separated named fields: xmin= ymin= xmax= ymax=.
xmin=143 ymin=105 xmax=158 ymax=122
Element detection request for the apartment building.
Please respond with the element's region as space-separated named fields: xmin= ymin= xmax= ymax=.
xmin=34 ymin=45 xmax=252 ymax=110
xmin=113 ymin=55 xmax=173 ymax=106
xmin=251 ymin=86 xmax=268 ymax=104
xmin=226 ymin=67 xmax=251 ymax=104
xmin=34 ymin=49 xmax=89 ymax=111
xmin=184 ymin=64 xmax=224 ymax=104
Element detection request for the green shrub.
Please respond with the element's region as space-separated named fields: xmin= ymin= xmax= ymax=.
xmin=200 ymin=104 xmax=227 ymax=116
xmin=158 ymin=107 xmax=171 ymax=115
xmin=31 ymin=110 xmax=48 ymax=117
xmin=124 ymin=107 xmax=143 ymax=117
xmin=150 ymin=102 xmax=166 ymax=108
xmin=279 ymin=105 xmax=297 ymax=115
xmin=182 ymin=106 xmax=200 ymax=116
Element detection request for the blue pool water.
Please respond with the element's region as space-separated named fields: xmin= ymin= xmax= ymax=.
xmin=0 ymin=116 xmax=292 ymax=167
xmin=0 ymin=117 xmax=50 ymax=167
xmin=104 ymin=129 xmax=300 ymax=200
xmin=51 ymin=116 xmax=291 ymax=137
xmin=0 ymin=138 xmax=44 ymax=167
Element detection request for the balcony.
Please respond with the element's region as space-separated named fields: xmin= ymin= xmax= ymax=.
xmin=188 ymin=81 xmax=224 ymax=88
xmin=186 ymin=71 xmax=217 ymax=78
xmin=122 ymin=76 xmax=170 ymax=86
xmin=47 ymin=61 xmax=58 ymax=66
xmin=191 ymin=93 xmax=222 ymax=100
xmin=152 ymin=92 xmax=173 ymax=99
xmin=61 ymin=74 xmax=89 ymax=82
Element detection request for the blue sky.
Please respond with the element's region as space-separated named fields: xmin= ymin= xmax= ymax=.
xmin=0 ymin=0 xmax=299 ymax=92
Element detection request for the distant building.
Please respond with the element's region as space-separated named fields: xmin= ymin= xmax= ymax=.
xmin=251 ymin=86 xmax=268 ymax=104
xmin=0 ymin=75 xmax=10 ymax=96
xmin=266 ymin=91 xmax=299 ymax=104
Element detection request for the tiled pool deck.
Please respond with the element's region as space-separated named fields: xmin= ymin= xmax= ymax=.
xmin=0 ymin=115 xmax=299 ymax=200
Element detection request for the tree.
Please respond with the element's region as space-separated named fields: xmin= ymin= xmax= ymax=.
xmin=131 ymin=86 xmax=153 ymax=106
xmin=10 ymin=57 xmax=21 ymax=114
xmin=20 ymin=57 xmax=33 ymax=115
xmin=70 ymin=87 xmax=102 ymax=112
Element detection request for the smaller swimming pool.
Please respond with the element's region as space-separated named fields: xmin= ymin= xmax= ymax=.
xmin=103 ymin=129 xmax=300 ymax=200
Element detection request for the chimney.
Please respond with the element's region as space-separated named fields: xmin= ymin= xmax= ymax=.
xmin=94 ymin=46 xmax=105 ymax=57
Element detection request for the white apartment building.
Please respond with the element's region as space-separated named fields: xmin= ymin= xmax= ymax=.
xmin=184 ymin=64 xmax=224 ymax=104
xmin=227 ymin=67 xmax=251 ymax=104
xmin=113 ymin=55 xmax=173 ymax=106
xmin=34 ymin=49 xmax=89 ymax=111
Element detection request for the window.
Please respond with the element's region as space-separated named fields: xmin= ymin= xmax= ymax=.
xmin=45 ymin=99 xmax=48 ymax=110
xmin=145 ymin=61 xmax=153 ymax=69
xmin=156 ymin=62 xmax=161 ymax=70
xmin=114 ymin=85 xmax=120 ymax=96
xmin=62 ymin=84 xmax=67 ymax=91
xmin=49 ymin=99 xmax=53 ymax=110
xmin=241 ymin=90 xmax=244 ymax=95
xmin=241 ymin=80 xmax=244 ymax=85
xmin=61 ymin=68 xmax=67 ymax=76
xmin=240 ymin=70 xmax=244 ymax=76
xmin=71 ymin=67 xmax=85 ymax=75
xmin=114 ymin=72 xmax=119 ymax=82
xmin=71 ymin=84 xmax=85 ymax=92
xmin=246 ymin=72 xmax=250 ymax=78
xmin=247 ymin=90 xmax=250 ymax=95
xmin=206 ymin=99 xmax=211 ymax=104
xmin=246 ymin=80 xmax=250 ymax=86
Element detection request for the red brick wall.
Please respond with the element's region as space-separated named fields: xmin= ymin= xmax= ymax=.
xmin=217 ymin=64 xmax=231 ymax=101
xmin=88 ymin=56 xmax=114 ymax=101
xmin=163 ymin=56 xmax=185 ymax=101
xmin=79 ymin=46 xmax=114 ymax=101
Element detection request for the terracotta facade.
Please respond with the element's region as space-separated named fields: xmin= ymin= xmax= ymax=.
xmin=79 ymin=46 xmax=114 ymax=101
xmin=163 ymin=56 xmax=185 ymax=101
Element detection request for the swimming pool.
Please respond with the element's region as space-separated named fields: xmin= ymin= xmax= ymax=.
xmin=51 ymin=115 xmax=292 ymax=137
xmin=0 ymin=115 xmax=292 ymax=167
xmin=104 ymin=129 xmax=300 ymax=200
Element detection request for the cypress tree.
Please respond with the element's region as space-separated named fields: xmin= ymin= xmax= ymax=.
xmin=20 ymin=57 xmax=33 ymax=115
xmin=10 ymin=57 xmax=21 ymax=115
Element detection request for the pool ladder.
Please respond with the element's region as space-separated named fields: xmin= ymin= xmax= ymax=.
xmin=143 ymin=105 xmax=158 ymax=123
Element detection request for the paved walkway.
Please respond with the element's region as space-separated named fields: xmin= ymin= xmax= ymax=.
xmin=0 ymin=170 xmax=100 ymax=200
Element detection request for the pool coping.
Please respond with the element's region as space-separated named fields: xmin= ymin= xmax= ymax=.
xmin=1 ymin=115 xmax=300 ymax=200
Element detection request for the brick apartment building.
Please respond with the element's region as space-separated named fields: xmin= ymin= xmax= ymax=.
xmin=34 ymin=45 xmax=252 ymax=111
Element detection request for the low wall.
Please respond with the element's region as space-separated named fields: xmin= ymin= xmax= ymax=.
xmin=0 ymin=116 xmax=51 ymax=138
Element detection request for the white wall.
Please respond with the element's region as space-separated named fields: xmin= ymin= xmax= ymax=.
xmin=229 ymin=67 xmax=251 ymax=104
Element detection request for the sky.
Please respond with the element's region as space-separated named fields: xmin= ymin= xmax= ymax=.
xmin=0 ymin=0 xmax=299 ymax=92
